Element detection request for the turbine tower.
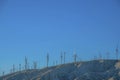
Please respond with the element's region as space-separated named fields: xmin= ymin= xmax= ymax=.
xmin=60 ymin=52 xmax=63 ymax=64
xmin=106 ymin=52 xmax=110 ymax=59
xmin=33 ymin=61 xmax=37 ymax=69
xmin=64 ymin=52 xmax=66 ymax=64
xmin=73 ymin=52 xmax=77 ymax=63
xmin=13 ymin=64 xmax=15 ymax=73
xmin=25 ymin=56 xmax=28 ymax=70
xmin=116 ymin=43 xmax=119 ymax=60
xmin=47 ymin=53 xmax=49 ymax=68
xmin=19 ymin=64 xmax=21 ymax=71
xmin=99 ymin=52 xmax=102 ymax=60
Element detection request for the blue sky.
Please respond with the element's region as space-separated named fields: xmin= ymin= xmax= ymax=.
xmin=0 ymin=0 xmax=120 ymax=74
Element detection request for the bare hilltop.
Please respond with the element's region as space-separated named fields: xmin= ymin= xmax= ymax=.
xmin=1 ymin=60 xmax=120 ymax=80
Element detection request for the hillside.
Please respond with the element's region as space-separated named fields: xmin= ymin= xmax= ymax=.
xmin=1 ymin=60 xmax=120 ymax=80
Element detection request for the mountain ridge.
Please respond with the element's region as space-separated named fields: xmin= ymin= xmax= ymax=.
xmin=1 ymin=59 xmax=120 ymax=80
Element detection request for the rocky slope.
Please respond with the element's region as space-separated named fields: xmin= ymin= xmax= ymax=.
xmin=1 ymin=60 xmax=120 ymax=80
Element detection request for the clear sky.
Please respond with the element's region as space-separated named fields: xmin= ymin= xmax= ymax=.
xmin=0 ymin=0 xmax=120 ymax=74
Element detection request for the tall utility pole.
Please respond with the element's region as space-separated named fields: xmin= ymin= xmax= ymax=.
xmin=60 ymin=52 xmax=63 ymax=64
xmin=25 ymin=56 xmax=28 ymax=70
xmin=73 ymin=52 xmax=77 ymax=63
xmin=116 ymin=43 xmax=119 ymax=60
xmin=47 ymin=53 xmax=49 ymax=68
xmin=64 ymin=52 xmax=66 ymax=64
